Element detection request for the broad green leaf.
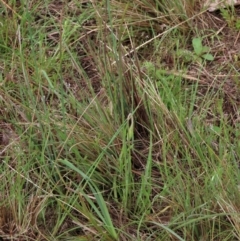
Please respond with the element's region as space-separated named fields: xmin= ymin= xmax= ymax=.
xmin=194 ymin=56 xmax=203 ymax=63
xmin=202 ymin=53 xmax=214 ymax=61
xmin=192 ymin=38 xmax=203 ymax=56
xmin=201 ymin=46 xmax=210 ymax=53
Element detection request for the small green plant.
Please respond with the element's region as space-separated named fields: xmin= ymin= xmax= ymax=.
xmin=192 ymin=37 xmax=214 ymax=62
xmin=221 ymin=8 xmax=235 ymax=27
xmin=176 ymin=37 xmax=214 ymax=64
xmin=235 ymin=19 xmax=240 ymax=30
xmin=220 ymin=8 xmax=240 ymax=30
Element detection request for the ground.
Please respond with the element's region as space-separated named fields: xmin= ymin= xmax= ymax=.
xmin=0 ymin=1 xmax=240 ymax=240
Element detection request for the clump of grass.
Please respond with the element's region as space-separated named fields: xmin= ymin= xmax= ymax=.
xmin=0 ymin=0 xmax=240 ymax=240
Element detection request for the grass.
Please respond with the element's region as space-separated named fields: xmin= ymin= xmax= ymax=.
xmin=0 ymin=0 xmax=240 ymax=240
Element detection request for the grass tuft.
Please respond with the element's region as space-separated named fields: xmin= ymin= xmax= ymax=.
xmin=0 ymin=0 xmax=240 ymax=240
